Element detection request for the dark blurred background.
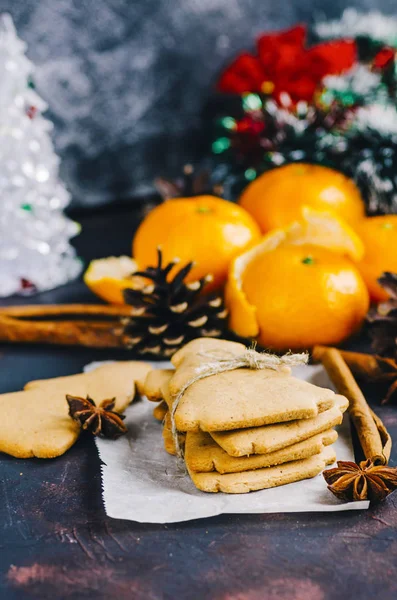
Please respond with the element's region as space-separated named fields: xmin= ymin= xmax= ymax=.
xmin=4 ymin=0 xmax=396 ymax=208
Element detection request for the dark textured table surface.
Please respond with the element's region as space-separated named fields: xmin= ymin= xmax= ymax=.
xmin=1 ymin=205 xmax=397 ymax=600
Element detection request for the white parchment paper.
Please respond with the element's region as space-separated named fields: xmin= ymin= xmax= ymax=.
xmin=86 ymin=361 xmax=369 ymax=523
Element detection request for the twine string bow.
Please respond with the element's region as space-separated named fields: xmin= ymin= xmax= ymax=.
xmin=170 ymin=347 xmax=309 ymax=458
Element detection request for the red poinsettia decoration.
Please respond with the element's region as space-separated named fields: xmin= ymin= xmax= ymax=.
xmin=373 ymin=47 xmax=395 ymax=70
xmin=218 ymin=25 xmax=356 ymax=104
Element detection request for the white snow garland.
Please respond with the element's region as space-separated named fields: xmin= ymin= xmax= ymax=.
xmin=323 ymin=65 xmax=382 ymax=97
xmin=354 ymin=105 xmax=397 ymax=136
xmin=315 ymin=8 xmax=397 ymax=46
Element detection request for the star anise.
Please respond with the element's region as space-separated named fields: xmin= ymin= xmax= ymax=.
xmin=323 ymin=459 xmax=397 ymax=503
xmin=66 ymin=395 xmax=127 ymax=439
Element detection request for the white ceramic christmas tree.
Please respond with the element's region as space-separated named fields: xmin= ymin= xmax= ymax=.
xmin=0 ymin=14 xmax=82 ymax=297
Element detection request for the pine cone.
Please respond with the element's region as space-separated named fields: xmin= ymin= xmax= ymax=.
xmin=122 ymin=249 xmax=229 ymax=357
xmin=367 ymin=272 xmax=397 ymax=359
xmin=335 ymin=129 xmax=397 ymax=216
xmin=155 ymin=164 xmax=223 ymax=200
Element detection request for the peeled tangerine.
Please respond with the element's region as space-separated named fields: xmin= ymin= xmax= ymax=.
xmin=84 ymin=256 xmax=145 ymax=305
xmin=225 ymin=210 xmax=369 ymax=350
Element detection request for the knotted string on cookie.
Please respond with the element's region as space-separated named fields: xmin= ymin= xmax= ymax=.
xmin=170 ymin=347 xmax=309 ymax=459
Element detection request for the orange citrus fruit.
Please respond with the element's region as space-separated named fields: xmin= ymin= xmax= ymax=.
xmin=239 ymin=163 xmax=365 ymax=232
xmin=84 ymin=256 xmax=145 ymax=304
xmin=133 ymin=196 xmax=261 ymax=289
xmin=355 ymin=215 xmax=397 ymax=302
xmin=226 ymin=238 xmax=369 ymax=351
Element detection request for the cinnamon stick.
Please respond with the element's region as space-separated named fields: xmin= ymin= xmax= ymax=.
xmin=312 ymin=346 xmax=385 ymax=380
xmin=0 ymin=304 xmax=136 ymax=318
xmin=370 ymin=408 xmax=392 ymax=464
xmin=313 ymin=347 xmax=391 ymax=465
xmin=0 ymin=315 xmax=126 ymax=348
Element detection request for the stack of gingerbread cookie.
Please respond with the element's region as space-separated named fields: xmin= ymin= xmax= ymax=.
xmin=143 ymin=339 xmax=348 ymax=494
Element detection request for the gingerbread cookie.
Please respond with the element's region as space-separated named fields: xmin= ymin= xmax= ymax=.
xmin=185 ymin=428 xmax=337 ymax=474
xmin=143 ymin=369 xmax=174 ymax=402
xmin=1 ymin=361 xmax=150 ymax=459
xmin=162 ymin=413 xmax=186 ymax=456
xmin=171 ymin=338 xmax=247 ymax=370
xmin=153 ymin=400 xmax=168 ymax=422
xmin=210 ymin=395 xmax=348 ymax=457
xmin=168 ymin=368 xmax=335 ymax=432
xmin=26 ymin=361 xmax=151 ymax=412
xmin=167 ymin=339 xmax=335 ymax=432
xmin=187 ymin=446 xmax=336 ymax=493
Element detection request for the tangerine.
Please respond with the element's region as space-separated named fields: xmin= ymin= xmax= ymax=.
xmin=133 ymin=196 xmax=261 ymax=289
xmin=239 ymin=163 xmax=365 ymax=232
xmin=355 ymin=215 xmax=397 ymax=302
